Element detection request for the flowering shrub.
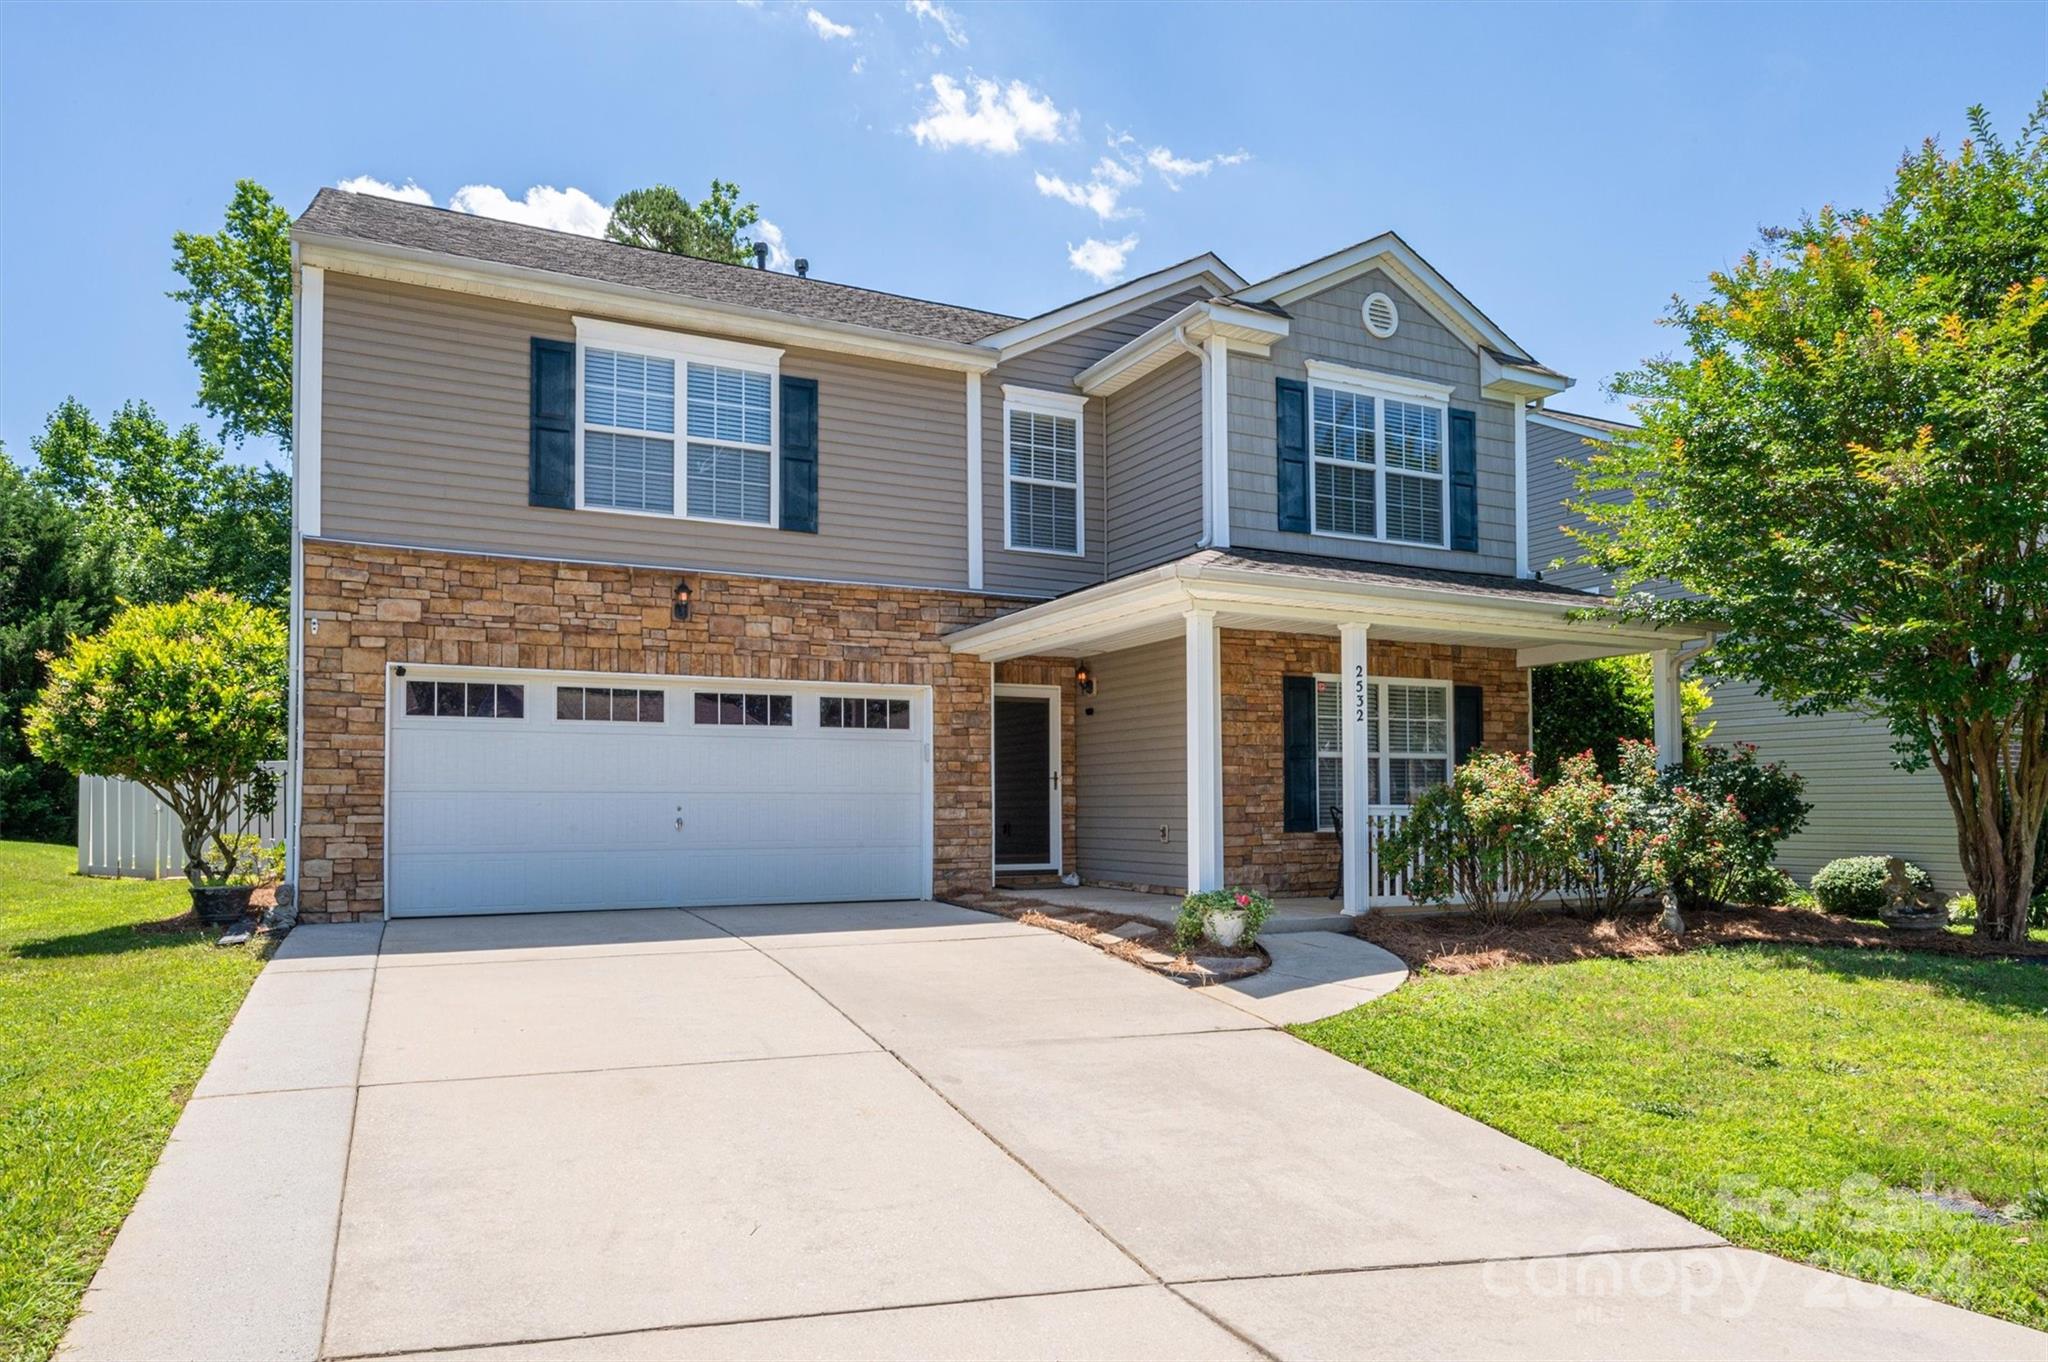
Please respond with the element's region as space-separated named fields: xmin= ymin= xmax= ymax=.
xmin=1380 ymin=750 xmax=1560 ymax=924
xmin=1544 ymin=741 xmax=1662 ymax=918
xmin=1175 ymin=887 xmax=1273 ymax=950
xmin=1662 ymin=744 xmax=1810 ymax=908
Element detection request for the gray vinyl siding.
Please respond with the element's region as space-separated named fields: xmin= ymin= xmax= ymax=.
xmin=319 ymin=272 xmax=971 ymax=587
xmin=1229 ymin=268 xmax=1518 ymax=575
xmin=1105 ymin=353 xmax=1204 ymax=577
xmin=1528 ymin=416 xmax=1965 ymax=889
xmin=982 ymin=288 xmax=1212 ymax=596
xmin=1076 ymin=638 xmax=1187 ymax=888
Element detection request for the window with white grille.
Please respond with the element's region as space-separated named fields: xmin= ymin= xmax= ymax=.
xmin=1004 ymin=391 xmax=1083 ymax=555
xmin=1313 ymin=676 xmax=1451 ymax=821
xmin=1308 ymin=372 xmax=1448 ymax=548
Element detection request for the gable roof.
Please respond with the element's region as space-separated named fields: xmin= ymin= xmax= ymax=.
xmin=977 ymin=252 xmax=1248 ymax=359
xmin=294 ymin=189 xmax=1020 ymax=347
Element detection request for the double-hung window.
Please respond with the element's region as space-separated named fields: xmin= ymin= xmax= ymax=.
xmin=576 ymin=319 xmax=781 ymax=526
xmin=1003 ymin=386 xmax=1085 ymax=555
xmin=1312 ymin=676 xmax=1452 ymax=826
xmin=1305 ymin=361 xmax=1453 ymax=548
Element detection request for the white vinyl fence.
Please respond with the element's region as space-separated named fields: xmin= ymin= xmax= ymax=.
xmin=76 ymin=763 xmax=289 ymax=880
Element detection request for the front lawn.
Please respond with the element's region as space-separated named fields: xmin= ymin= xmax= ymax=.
xmin=0 ymin=840 xmax=269 ymax=1362
xmin=1296 ymin=943 xmax=2048 ymax=1330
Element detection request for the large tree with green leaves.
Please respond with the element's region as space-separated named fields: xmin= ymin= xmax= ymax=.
xmin=31 ymin=398 xmax=290 ymax=609
xmin=605 ymin=180 xmax=761 ymax=265
xmin=1576 ymin=97 xmax=2048 ymax=943
xmin=0 ymin=458 xmax=117 ymax=841
xmin=170 ymin=180 xmax=294 ymax=449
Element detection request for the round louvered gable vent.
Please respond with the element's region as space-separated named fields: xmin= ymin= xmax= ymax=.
xmin=1362 ymin=291 xmax=1399 ymax=338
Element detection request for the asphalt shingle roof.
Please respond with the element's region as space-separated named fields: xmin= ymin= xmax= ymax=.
xmin=294 ymin=189 xmax=1021 ymax=346
xmin=1195 ymin=547 xmax=1607 ymax=605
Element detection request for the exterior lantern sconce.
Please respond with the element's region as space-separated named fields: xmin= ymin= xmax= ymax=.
xmin=1075 ymin=664 xmax=1096 ymax=696
xmin=673 ymin=579 xmax=693 ymax=622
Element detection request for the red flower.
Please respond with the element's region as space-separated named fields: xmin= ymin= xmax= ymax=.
xmin=1236 ymin=893 xmax=1251 ymax=907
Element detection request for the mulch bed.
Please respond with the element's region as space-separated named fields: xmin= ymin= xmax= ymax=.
xmin=1357 ymin=901 xmax=2048 ymax=976
xmin=955 ymin=891 xmax=1269 ymax=980
xmin=133 ymin=884 xmax=280 ymax=936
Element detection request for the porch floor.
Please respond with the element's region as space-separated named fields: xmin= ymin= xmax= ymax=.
xmin=1011 ymin=885 xmax=1353 ymax=936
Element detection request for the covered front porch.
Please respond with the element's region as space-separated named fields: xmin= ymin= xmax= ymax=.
xmin=951 ymin=549 xmax=1711 ymax=916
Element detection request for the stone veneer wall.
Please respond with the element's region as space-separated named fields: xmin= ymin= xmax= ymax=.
xmin=991 ymin=658 xmax=1080 ymax=878
xmin=1219 ymin=629 xmax=1530 ymax=896
xmin=297 ymin=540 xmax=1054 ymax=922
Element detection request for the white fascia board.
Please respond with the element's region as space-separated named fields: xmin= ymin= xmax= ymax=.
xmin=295 ymin=233 xmax=999 ymax=375
xmin=1234 ymin=232 xmax=1531 ymax=362
xmin=1001 ymin=383 xmax=1088 ymax=415
xmin=1481 ymin=348 xmax=1574 ymax=400
xmin=1076 ymin=300 xmax=1288 ymax=396
xmin=1529 ymin=409 xmax=1626 ymax=441
xmin=984 ymin=255 xmax=1248 ymax=361
xmin=1302 ymin=359 xmax=1455 ymax=406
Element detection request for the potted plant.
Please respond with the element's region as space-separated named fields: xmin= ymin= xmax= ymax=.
xmin=1175 ymin=887 xmax=1273 ymax=951
xmin=27 ymin=592 xmax=287 ymax=925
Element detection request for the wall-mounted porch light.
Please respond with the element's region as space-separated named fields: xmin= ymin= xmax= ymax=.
xmin=673 ymin=579 xmax=693 ymax=621
xmin=1075 ymin=664 xmax=1096 ymax=696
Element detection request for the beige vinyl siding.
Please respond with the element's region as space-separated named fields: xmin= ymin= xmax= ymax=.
xmin=1076 ymin=638 xmax=1187 ymax=888
xmin=1527 ymin=414 xmax=1966 ymax=888
xmin=320 ymin=272 xmax=971 ymax=587
xmin=1705 ymin=680 xmax=1966 ymax=890
xmin=1229 ymin=268 xmax=1518 ymax=575
xmin=982 ymin=288 xmax=1213 ymax=596
xmin=1105 ymin=353 xmax=1204 ymax=577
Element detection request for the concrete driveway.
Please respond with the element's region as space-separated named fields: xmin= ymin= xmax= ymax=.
xmin=63 ymin=901 xmax=2044 ymax=1361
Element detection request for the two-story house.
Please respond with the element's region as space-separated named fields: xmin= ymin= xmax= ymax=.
xmin=285 ymin=188 xmax=1706 ymax=924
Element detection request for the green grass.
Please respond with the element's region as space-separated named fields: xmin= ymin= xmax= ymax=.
xmin=1296 ymin=944 xmax=2048 ymax=1330
xmin=0 ymin=840 xmax=269 ymax=1362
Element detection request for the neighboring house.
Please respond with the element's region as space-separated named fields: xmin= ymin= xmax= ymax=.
xmin=1525 ymin=408 xmax=1967 ymax=889
xmin=284 ymin=189 xmax=1705 ymax=923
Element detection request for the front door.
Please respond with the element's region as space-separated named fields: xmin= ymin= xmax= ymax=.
xmin=993 ymin=695 xmax=1054 ymax=868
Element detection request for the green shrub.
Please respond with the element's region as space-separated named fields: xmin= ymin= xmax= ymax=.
xmin=1530 ymin=656 xmax=1712 ymax=777
xmin=1174 ymin=887 xmax=1272 ymax=951
xmin=1543 ymin=741 xmax=1660 ymax=917
xmin=1661 ymin=744 xmax=1810 ymax=909
xmin=1949 ymin=892 xmax=1978 ymax=925
xmin=1810 ymin=856 xmax=1932 ymax=917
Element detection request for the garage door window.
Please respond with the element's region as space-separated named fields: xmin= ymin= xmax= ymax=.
xmin=820 ymin=696 xmax=910 ymax=731
xmin=405 ymin=680 xmax=524 ymax=719
xmin=692 ymin=691 xmax=794 ymax=727
xmin=556 ymin=686 xmax=665 ymax=723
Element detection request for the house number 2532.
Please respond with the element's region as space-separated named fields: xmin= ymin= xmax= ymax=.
xmin=1353 ymin=664 xmax=1367 ymax=722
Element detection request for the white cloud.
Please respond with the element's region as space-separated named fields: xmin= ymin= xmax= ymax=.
xmin=336 ymin=175 xmax=434 ymax=205
xmin=1034 ymin=154 xmax=1141 ymax=221
xmin=904 ymin=0 xmax=967 ymax=47
xmin=754 ymin=218 xmax=793 ymax=271
xmin=910 ymin=74 xmax=1070 ymax=154
xmin=447 ymin=184 xmax=612 ymax=237
xmin=1144 ymin=144 xmax=1250 ymax=189
xmin=850 ymin=55 xmax=866 ymax=74
xmin=1067 ymin=234 xmax=1138 ymax=284
xmin=804 ymin=8 xmax=854 ymax=39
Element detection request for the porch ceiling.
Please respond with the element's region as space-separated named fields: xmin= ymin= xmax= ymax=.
xmin=947 ymin=550 xmax=1712 ymax=666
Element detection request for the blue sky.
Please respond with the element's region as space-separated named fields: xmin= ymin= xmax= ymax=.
xmin=3 ymin=0 xmax=2043 ymax=472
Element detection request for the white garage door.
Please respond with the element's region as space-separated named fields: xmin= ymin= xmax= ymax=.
xmin=385 ymin=670 xmax=930 ymax=916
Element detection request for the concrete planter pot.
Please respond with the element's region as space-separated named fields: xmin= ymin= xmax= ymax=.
xmin=190 ymin=884 xmax=254 ymax=925
xmin=1204 ymin=909 xmax=1248 ymax=948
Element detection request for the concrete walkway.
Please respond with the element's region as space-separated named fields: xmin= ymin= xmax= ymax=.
xmin=61 ymin=902 xmax=2046 ymax=1362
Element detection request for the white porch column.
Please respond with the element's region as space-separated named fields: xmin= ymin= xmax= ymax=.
xmin=1340 ymin=622 xmax=1372 ymax=915
xmin=1184 ymin=608 xmax=1225 ymax=892
xmin=1651 ymin=648 xmax=1683 ymax=771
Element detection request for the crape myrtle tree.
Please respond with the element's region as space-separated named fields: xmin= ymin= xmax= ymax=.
xmin=1574 ymin=98 xmax=2048 ymax=944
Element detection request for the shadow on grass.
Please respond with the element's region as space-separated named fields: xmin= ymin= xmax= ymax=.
xmin=1730 ymin=940 xmax=2048 ymax=1018
xmin=12 ymin=918 xmax=219 ymax=959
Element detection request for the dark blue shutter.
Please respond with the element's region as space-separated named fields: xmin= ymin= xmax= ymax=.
xmin=1449 ymin=407 xmax=1478 ymax=551
xmin=1454 ymin=684 xmax=1484 ymax=765
xmin=1283 ymin=675 xmax=1318 ymax=832
xmin=529 ymin=338 xmax=576 ymax=509
xmin=779 ymin=375 xmax=818 ymax=534
xmin=1276 ymin=377 xmax=1309 ymax=533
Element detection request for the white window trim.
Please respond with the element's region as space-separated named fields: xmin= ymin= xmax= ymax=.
xmin=1313 ymin=674 xmax=1453 ymax=825
xmin=1001 ymin=384 xmax=1087 ymax=557
xmin=1303 ymin=361 xmax=1455 ymax=551
xmin=571 ymin=316 xmax=785 ymax=529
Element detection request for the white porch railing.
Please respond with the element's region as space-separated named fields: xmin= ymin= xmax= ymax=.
xmin=1358 ymin=805 xmax=1417 ymax=908
xmin=76 ymin=763 xmax=289 ymax=880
